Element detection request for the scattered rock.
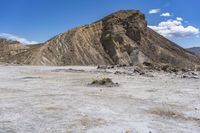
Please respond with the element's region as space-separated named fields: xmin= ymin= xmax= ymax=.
xmin=52 ymin=69 xmax=85 ymax=73
xmin=97 ymin=65 xmax=107 ymax=69
xmin=161 ymin=65 xmax=179 ymax=73
xmin=143 ymin=62 xmax=153 ymax=67
xmin=114 ymin=71 xmax=123 ymax=75
xmin=144 ymin=73 xmax=154 ymax=77
xmin=134 ymin=67 xmax=143 ymax=73
xmin=21 ymin=77 xmax=41 ymax=80
xmin=180 ymin=71 xmax=199 ymax=79
xmin=108 ymin=65 xmax=115 ymax=69
xmin=133 ymin=67 xmax=146 ymax=75
xmin=181 ymin=68 xmax=189 ymax=72
xmin=116 ymin=64 xmax=128 ymax=67
xmin=97 ymin=65 xmax=115 ymax=69
xmin=190 ymin=71 xmax=198 ymax=76
xmin=139 ymin=72 xmax=145 ymax=75
xmin=181 ymin=74 xmax=199 ymax=79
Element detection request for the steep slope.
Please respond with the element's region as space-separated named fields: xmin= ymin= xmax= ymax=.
xmin=187 ymin=47 xmax=200 ymax=56
xmin=29 ymin=23 xmax=112 ymax=65
xmin=0 ymin=10 xmax=200 ymax=69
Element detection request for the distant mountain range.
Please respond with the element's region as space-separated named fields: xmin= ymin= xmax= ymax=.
xmin=0 ymin=10 xmax=200 ymax=69
xmin=187 ymin=47 xmax=200 ymax=56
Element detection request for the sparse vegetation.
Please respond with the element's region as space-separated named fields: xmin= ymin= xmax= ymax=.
xmin=91 ymin=78 xmax=113 ymax=85
xmin=150 ymin=107 xmax=200 ymax=124
xmin=151 ymin=108 xmax=178 ymax=118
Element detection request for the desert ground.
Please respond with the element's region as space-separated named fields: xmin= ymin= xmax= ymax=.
xmin=0 ymin=65 xmax=199 ymax=133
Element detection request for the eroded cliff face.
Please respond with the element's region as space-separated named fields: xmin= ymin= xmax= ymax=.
xmin=0 ymin=10 xmax=199 ymax=69
xmin=100 ymin=10 xmax=149 ymax=65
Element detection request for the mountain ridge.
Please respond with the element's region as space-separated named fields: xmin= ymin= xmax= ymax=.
xmin=187 ymin=47 xmax=200 ymax=56
xmin=0 ymin=10 xmax=200 ymax=69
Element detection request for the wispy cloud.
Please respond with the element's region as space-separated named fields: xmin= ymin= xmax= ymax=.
xmin=0 ymin=33 xmax=39 ymax=44
xmin=161 ymin=12 xmax=171 ymax=17
xmin=149 ymin=17 xmax=199 ymax=38
xmin=149 ymin=9 xmax=160 ymax=14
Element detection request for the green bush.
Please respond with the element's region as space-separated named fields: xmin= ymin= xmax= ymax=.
xmin=91 ymin=78 xmax=113 ymax=85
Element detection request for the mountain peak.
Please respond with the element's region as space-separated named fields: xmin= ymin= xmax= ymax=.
xmin=104 ymin=10 xmax=142 ymax=18
xmin=102 ymin=10 xmax=146 ymax=24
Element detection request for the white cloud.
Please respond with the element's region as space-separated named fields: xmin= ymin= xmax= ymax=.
xmin=176 ymin=17 xmax=183 ymax=21
xmin=149 ymin=18 xmax=199 ymax=38
xmin=0 ymin=33 xmax=39 ymax=44
xmin=149 ymin=9 xmax=160 ymax=14
xmin=161 ymin=12 xmax=171 ymax=17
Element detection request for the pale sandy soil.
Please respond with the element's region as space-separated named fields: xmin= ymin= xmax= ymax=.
xmin=0 ymin=65 xmax=200 ymax=133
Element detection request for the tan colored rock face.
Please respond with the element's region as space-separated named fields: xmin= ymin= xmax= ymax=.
xmin=0 ymin=10 xmax=199 ymax=68
xmin=100 ymin=10 xmax=149 ymax=65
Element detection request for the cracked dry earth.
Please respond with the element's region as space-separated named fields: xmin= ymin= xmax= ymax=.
xmin=0 ymin=65 xmax=200 ymax=133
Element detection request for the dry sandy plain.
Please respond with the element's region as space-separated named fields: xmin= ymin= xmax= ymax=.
xmin=0 ymin=65 xmax=200 ymax=133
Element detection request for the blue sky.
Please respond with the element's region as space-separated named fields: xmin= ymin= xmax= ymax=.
xmin=0 ymin=0 xmax=200 ymax=48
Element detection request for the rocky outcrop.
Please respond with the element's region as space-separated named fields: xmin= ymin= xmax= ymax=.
xmin=0 ymin=10 xmax=200 ymax=69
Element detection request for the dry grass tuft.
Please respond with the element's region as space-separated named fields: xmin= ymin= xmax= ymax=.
xmin=91 ymin=78 xmax=113 ymax=85
xmin=151 ymin=108 xmax=179 ymax=118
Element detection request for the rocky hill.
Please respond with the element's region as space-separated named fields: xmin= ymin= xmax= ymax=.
xmin=0 ymin=10 xmax=200 ymax=69
xmin=0 ymin=38 xmax=42 ymax=64
xmin=0 ymin=38 xmax=28 ymax=63
xmin=187 ymin=47 xmax=200 ymax=56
